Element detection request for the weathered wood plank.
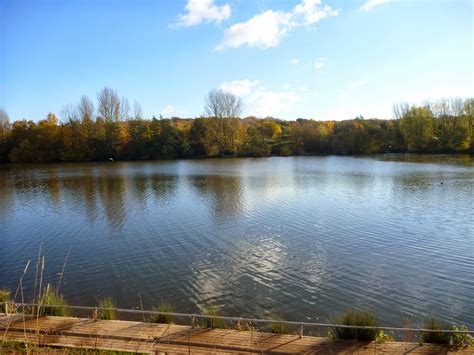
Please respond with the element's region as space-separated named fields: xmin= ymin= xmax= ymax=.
xmin=1 ymin=316 xmax=472 ymax=354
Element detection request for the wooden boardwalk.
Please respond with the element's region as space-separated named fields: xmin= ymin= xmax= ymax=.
xmin=1 ymin=314 xmax=472 ymax=354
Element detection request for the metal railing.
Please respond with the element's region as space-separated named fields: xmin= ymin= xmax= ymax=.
xmin=1 ymin=301 xmax=473 ymax=339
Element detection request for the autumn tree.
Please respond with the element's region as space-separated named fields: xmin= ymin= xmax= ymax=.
xmin=398 ymin=106 xmax=434 ymax=152
xmin=205 ymin=89 xmax=244 ymax=155
xmin=0 ymin=108 xmax=11 ymax=162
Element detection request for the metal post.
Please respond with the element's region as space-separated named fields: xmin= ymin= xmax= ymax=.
xmin=191 ymin=315 xmax=195 ymax=329
xmin=92 ymin=307 xmax=98 ymax=320
xmin=4 ymin=302 xmax=8 ymax=315
xmin=299 ymin=323 xmax=303 ymax=338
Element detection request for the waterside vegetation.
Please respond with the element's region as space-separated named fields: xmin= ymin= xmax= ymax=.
xmin=0 ymin=89 xmax=473 ymax=163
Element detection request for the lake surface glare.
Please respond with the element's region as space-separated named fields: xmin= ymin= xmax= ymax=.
xmin=1 ymin=156 xmax=473 ymax=327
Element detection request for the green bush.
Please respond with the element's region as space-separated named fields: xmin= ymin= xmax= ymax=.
xmin=422 ymin=317 xmax=450 ymax=344
xmin=451 ymin=325 xmax=473 ymax=346
xmin=203 ymin=305 xmax=223 ymax=329
xmin=331 ymin=310 xmax=378 ymax=341
xmin=269 ymin=314 xmax=290 ymax=334
xmin=150 ymin=302 xmax=174 ymax=324
xmin=97 ymin=297 xmax=116 ymax=320
xmin=0 ymin=289 xmax=11 ymax=313
xmin=40 ymin=286 xmax=70 ymax=317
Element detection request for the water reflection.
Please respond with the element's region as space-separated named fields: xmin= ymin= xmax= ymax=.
xmin=188 ymin=175 xmax=245 ymax=220
xmin=0 ymin=156 xmax=473 ymax=328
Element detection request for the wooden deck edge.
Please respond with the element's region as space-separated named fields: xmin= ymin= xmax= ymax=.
xmin=1 ymin=316 xmax=473 ymax=354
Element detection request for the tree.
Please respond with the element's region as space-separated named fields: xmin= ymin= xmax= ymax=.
xmin=78 ymin=96 xmax=95 ymax=123
xmin=97 ymin=87 xmax=121 ymax=122
xmin=204 ymin=89 xmax=243 ymax=155
xmin=0 ymin=108 xmax=11 ymax=162
xmin=0 ymin=108 xmax=10 ymax=142
xmin=133 ymin=101 xmax=143 ymax=120
xmin=205 ymin=89 xmax=242 ymax=119
xmin=120 ymin=97 xmax=130 ymax=121
xmin=399 ymin=106 xmax=434 ymax=152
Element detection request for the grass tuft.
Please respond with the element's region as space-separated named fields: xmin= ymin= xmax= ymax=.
xmin=422 ymin=317 xmax=451 ymax=344
xmin=150 ymin=302 xmax=175 ymax=324
xmin=0 ymin=289 xmax=11 ymax=313
xmin=203 ymin=305 xmax=223 ymax=329
xmin=39 ymin=285 xmax=70 ymax=317
xmin=97 ymin=297 xmax=117 ymax=320
xmin=331 ymin=310 xmax=378 ymax=341
xmin=269 ymin=314 xmax=290 ymax=334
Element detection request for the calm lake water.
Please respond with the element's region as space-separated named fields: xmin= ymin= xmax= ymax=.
xmin=1 ymin=156 xmax=473 ymax=327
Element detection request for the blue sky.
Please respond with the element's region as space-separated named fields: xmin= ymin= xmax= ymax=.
xmin=1 ymin=0 xmax=473 ymax=121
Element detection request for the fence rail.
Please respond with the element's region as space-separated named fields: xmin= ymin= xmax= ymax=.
xmin=1 ymin=301 xmax=473 ymax=336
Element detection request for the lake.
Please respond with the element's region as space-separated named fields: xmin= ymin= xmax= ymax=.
xmin=0 ymin=155 xmax=473 ymax=327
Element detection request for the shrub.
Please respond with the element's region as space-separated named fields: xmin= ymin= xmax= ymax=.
xmin=40 ymin=286 xmax=70 ymax=317
xmin=150 ymin=302 xmax=174 ymax=324
xmin=422 ymin=317 xmax=450 ymax=344
xmin=203 ymin=305 xmax=223 ymax=329
xmin=331 ymin=310 xmax=378 ymax=341
xmin=375 ymin=330 xmax=394 ymax=343
xmin=97 ymin=297 xmax=116 ymax=320
xmin=269 ymin=314 xmax=290 ymax=334
xmin=451 ymin=325 xmax=474 ymax=346
xmin=0 ymin=289 xmax=11 ymax=313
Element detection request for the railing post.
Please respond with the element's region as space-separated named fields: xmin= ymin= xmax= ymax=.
xmin=191 ymin=315 xmax=195 ymax=329
xmin=4 ymin=302 xmax=8 ymax=315
xmin=92 ymin=307 xmax=98 ymax=320
xmin=299 ymin=323 xmax=303 ymax=338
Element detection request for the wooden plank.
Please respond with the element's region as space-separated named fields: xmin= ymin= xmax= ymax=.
xmin=1 ymin=316 xmax=472 ymax=354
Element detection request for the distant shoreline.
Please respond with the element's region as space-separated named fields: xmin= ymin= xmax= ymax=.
xmin=1 ymin=152 xmax=473 ymax=166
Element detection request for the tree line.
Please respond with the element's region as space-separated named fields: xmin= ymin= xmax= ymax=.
xmin=0 ymin=88 xmax=472 ymax=163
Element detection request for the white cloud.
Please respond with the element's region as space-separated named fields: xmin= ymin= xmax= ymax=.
xmin=219 ymin=79 xmax=260 ymax=96
xmin=290 ymin=58 xmax=301 ymax=64
xmin=314 ymin=57 xmax=326 ymax=69
xmin=292 ymin=0 xmax=339 ymax=25
xmin=216 ymin=10 xmax=291 ymax=49
xmin=346 ymin=80 xmax=368 ymax=90
xmin=174 ymin=0 xmax=231 ymax=27
xmin=360 ymin=0 xmax=389 ymax=12
xmin=220 ymin=79 xmax=300 ymax=117
xmin=161 ymin=105 xmax=177 ymax=116
xmin=217 ymin=0 xmax=338 ymax=50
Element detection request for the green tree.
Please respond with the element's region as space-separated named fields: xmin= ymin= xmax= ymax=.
xmin=399 ymin=106 xmax=435 ymax=152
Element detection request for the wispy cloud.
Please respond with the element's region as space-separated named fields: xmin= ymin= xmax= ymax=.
xmin=314 ymin=57 xmax=326 ymax=69
xmin=360 ymin=0 xmax=389 ymax=12
xmin=173 ymin=0 xmax=231 ymax=27
xmin=290 ymin=58 xmax=301 ymax=64
xmin=216 ymin=0 xmax=338 ymax=50
xmin=220 ymin=79 xmax=300 ymax=117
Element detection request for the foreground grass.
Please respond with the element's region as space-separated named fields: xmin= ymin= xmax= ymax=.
xmin=202 ymin=305 xmax=224 ymax=329
xmin=269 ymin=313 xmax=291 ymax=334
xmin=150 ymin=301 xmax=175 ymax=324
xmin=0 ymin=289 xmax=10 ymax=313
xmin=39 ymin=286 xmax=70 ymax=317
xmin=330 ymin=310 xmax=379 ymax=341
xmin=97 ymin=297 xmax=117 ymax=320
xmin=0 ymin=340 xmax=144 ymax=354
